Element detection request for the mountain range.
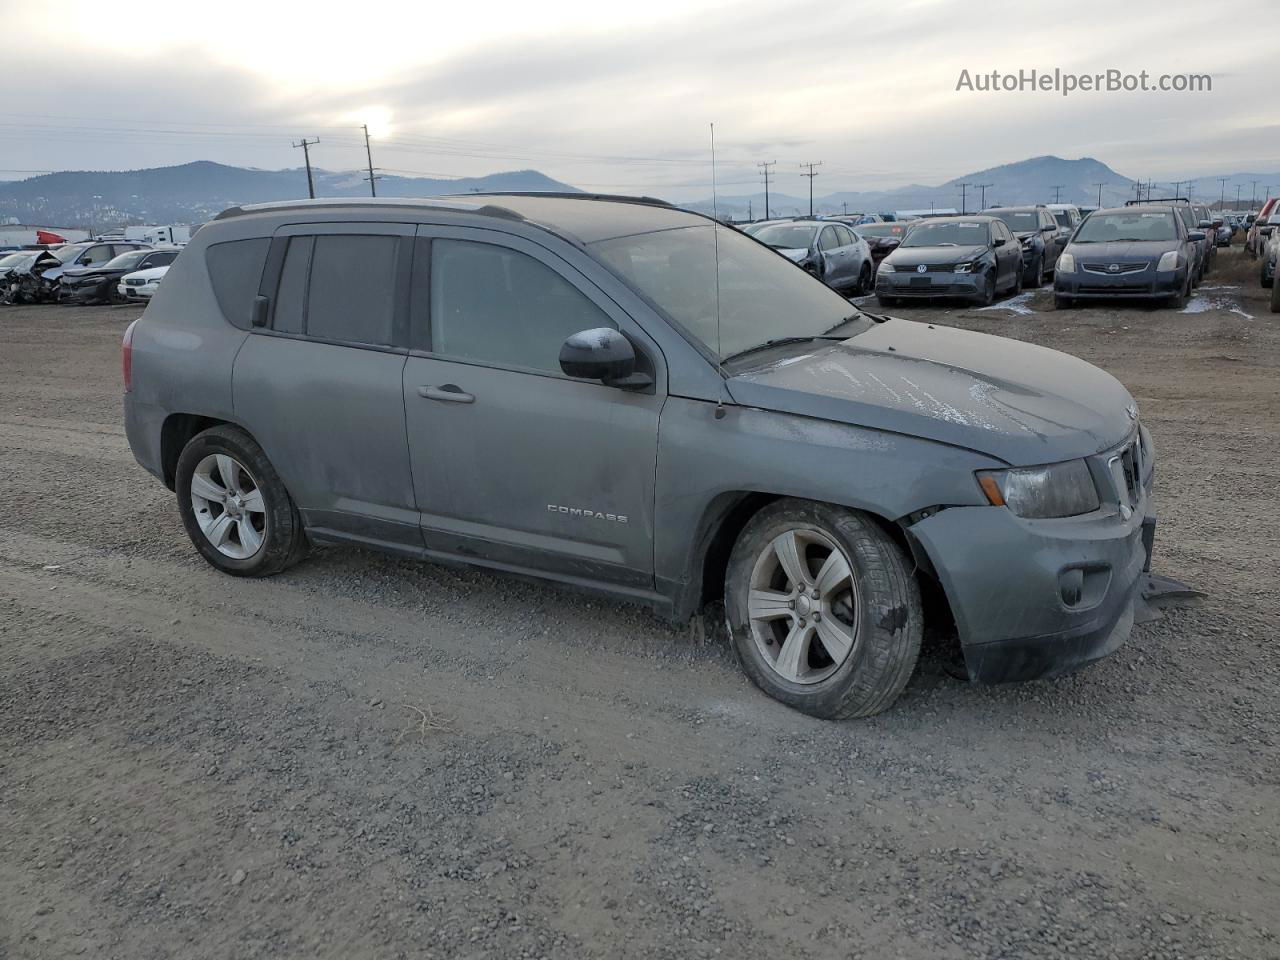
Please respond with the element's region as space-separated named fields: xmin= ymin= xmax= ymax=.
xmin=2 ymin=156 xmax=1277 ymax=228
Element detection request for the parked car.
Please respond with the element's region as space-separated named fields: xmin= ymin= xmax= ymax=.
xmin=980 ymin=205 xmax=1066 ymax=287
xmin=1258 ymin=211 xmax=1279 ymax=288
xmin=875 ymin=215 xmax=1023 ymax=305
xmin=60 ymin=248 xmax=179 ymax=305
xmin=1246 ymin=198 xmax=1277 ymax=257
xmin=41 ymin=240 xmax=150 ymax=290
xmin=1053 ymin=205 xmax=1201 ymax=308
xmin=1191 ymin=204 xmax=1218 ymax=266
xmin=0 ymin=249 xmax=61 ymax=304
xmin=851 ymin=221 xmax=916 ymax=272
xmin=1046 ymin=203 xmax=1084 ymax=233
xmin=123 ymin=193 xmax=1156 ymax=719
xmin=753 ymin=219 xmax=874 ymax=293
xmin=118 ymin=264 xmax=172 ymax=301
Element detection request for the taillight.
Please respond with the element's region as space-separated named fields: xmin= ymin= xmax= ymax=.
xmin=122 ymin=319 xmax=137 ymax=393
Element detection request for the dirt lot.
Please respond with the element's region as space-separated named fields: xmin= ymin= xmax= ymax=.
xmin=2 ymin=247 xmax=1277 ymax=960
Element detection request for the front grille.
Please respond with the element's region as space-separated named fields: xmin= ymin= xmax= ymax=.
xmin=1077 ymin=284 xmax=1151 ymax=294
xmin=1082 ymin=261 xmax=1150 ymax=275
xmin=1098 ymin=433 xmax=1144 ymax=515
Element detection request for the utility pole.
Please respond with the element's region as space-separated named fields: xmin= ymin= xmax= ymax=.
xmin=757 ymin=160 xmax=776 ymax=220
xmin=1050 ymin=184 xmax=1065 ymax=203
xmin=292 ymin=137 xmax=320 ymax=199
xmin=363 ymin=124 xmax=380 ymax=197
xmin=1093 ymin=182 xmax=1106 ymax=207
xmin=842 ymin=201 xmax=848 ymax=216
xmin=1219 ymin=178 xmax=1228 ymax=208
xmin=1236 ymin=184 xmax=1242 ymax=208
xmin=1251 ymin=180 xmax=1258 ymax=208
xmin=975 ymin=183 xmax=993 ymax=209
xmin=957 ymin=182 xmax=972 ymax=214
xmin=1171 ymin=180 xmax=1184 ymax=199
xmin=799 ymin=161 xmax=822 ymax=217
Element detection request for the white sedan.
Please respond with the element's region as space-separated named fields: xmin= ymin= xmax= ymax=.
xmin=118 ymin=264 xmax=170 ymax=301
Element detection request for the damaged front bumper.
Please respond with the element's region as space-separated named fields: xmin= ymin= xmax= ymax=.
xmin=909 ymin=429 xmax=1156 ymax=684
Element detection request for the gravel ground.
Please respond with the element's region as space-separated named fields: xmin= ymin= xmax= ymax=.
xmin=1 ymin=247 xmax=1276 ymax=959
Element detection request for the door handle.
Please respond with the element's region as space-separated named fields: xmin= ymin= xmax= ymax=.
xmin=417 ymin=384 xmax=475 ymax=403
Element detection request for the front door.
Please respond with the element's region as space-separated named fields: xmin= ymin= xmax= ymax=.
xmin=402 ymin=228 xmax=665 ymax=589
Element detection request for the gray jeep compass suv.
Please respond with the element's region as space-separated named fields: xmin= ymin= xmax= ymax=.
xmin=124 ymin=194 xmax=1156 ymax=719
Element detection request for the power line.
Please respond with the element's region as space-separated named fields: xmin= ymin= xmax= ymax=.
xmin=757 ymin=160 xmax=776 ymax=220
xmin=799 ymin=161 xmax=822 ymax=217
xmin=292 ymin=138 xmax=320 ymax=199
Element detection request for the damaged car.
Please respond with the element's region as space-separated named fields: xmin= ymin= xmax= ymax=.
xmin=0 ymin=249 xmax=61 ymax=304
xmin=752 ymin=219 xmax=874 ymax=294
xmin=61 ymin=247 xmax=179 ymax=305
xmin=124 ymin=194 xmax=1157 ymax=719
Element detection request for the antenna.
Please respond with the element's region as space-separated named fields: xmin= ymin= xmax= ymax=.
xmin=711 ymin=122 xmax=727 ymax=420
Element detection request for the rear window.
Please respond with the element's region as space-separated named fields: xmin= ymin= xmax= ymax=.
xmin=305 ymin=235 xmax=397 ymax=345
xmin=206 ymin=238 xmax=270 ymax=329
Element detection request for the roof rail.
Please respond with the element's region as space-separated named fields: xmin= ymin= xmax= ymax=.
xmin=1125 ymin=197 xmax=1191 ymax=206
xmin=470 ymin=191 xmax=674 ymax=208
xmin=213 ymin=196 xmax=527 ymax=222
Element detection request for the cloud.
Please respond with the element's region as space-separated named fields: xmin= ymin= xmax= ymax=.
xmin=0 ymin=0 xmax=1273 ymax=198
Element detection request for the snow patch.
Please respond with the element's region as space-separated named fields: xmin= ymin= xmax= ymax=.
xmin=977 ymin=291 xmax=1035 ymax=316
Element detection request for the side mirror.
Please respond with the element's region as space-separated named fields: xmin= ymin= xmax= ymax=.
xmin=1188 ymin=231 xmax=1206 ymax=243
xmin=1198 ymin=220 xmax=1212 ymax=229
xmin=992 ymin=237 xmax=1006 ymax=247
xmin=559 ymin=327 xmax=651 ymax=389
xmin=1260 ymin=226 xmax=1275 ymax=238
xmin=1042 ymin=224 xmax=1056 ymax=232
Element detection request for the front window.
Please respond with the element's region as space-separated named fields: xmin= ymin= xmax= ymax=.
xmin=753 ymin=223 xmax=818 ymax=250
xmin=1073 ymin=212 xmax=1178 ymax=243
xmin=591 ymin=224 xmax=869 ymax=361
xmin=1053 ymin=212 xmax=1072 ymax=228
xmin=901 ymin=221 xmax=989 ymax=247
xmin=53 ymin=245 xmax=89 ymax=264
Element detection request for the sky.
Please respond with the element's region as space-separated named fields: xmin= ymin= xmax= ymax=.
xmin=0 ymin=0 xmax=1273 ymax=200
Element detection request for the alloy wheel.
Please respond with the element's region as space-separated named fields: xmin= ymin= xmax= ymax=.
xmin=190 ymin=454 xmax=267 ymax=559
xmin=746 ymin=528 xmax=860 ymax=684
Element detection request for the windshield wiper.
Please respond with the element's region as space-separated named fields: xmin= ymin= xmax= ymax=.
xmin=722 ymin=334 xmax=846 ymax=364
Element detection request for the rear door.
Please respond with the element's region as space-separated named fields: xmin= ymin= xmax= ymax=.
xmin=402 ymin=226 xmax=665 ymax=589
xmin=232 ymin=222 xmax=421 ymax=548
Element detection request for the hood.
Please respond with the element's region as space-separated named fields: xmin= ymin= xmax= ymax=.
xmin=63 ymin=265 xmax=127 ymax=279
xmin=123 ymin=266 xmax=169 ymax=281
xmin=886 ymin=244 xmax=987 ymax=267
xmin=776 ymin=247 xmax=810 ymax=262
xmin=725 ymin=318 xmax=1135 ymax=464
xmin=1066 ymin=239 xmax=1177 ymax=260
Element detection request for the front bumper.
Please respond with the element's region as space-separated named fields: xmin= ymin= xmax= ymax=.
xmin=61 ymin=279 xmax=112 ymax=303
xmin=118 ymin=281 xmax=158 ymax=300
xmin=876 ymin=270 xmax=985 ymax=299
xmin=909 ymin=431 xmax=1155 ymax=683
xmin=1055 ymin=265 xmax=1186 ymax=300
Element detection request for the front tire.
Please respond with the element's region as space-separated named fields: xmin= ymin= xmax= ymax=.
xmin=724 ymin=500 xmax=923 ymax=719
xmin=975 ymin=271 xmax=996 ymax=306
xmin=175 ymin=425 xmax=308 ymax=577
xmin=1024 ymin=255 xmax=1043 ymax=289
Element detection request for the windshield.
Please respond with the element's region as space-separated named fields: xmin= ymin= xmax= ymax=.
xmin=105 ymin=250 xmax=150 ymax=270
xmin=0 ymin=252 xmax=34 ymax=269
xmin=985 ymin=210 xmax=1039 ymax=232
xmin=591 ymin=224 xmax=870 ymax=361
xmin=53 ymin=245 xmax=90 ymax=264
xmin=752 ymin=223 xmax=818 ymax=250
xmin=1074 ymin=212 xmax=1177 ymax=242
xmin=901 ymin=221 xmax=988 ymax=247
xmin=855 ymin=223 xmax=910 ymax=238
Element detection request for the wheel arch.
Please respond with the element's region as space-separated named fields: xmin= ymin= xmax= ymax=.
xmin=160 ymin=413 xmax=234 ymax=490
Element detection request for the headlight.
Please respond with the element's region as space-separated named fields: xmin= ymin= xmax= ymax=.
xmin=954 ymin=261 xmax=973 ymax=273
xmin=1057 ymin=253 xmax=1075 ymax=273
xmin=976 ymin=459 xmax=1099 ymax=519
xmin=1156 ymin=251 xmax=1181 ymax=271
xmin=878 ymin=262 xmax=895 ymax=273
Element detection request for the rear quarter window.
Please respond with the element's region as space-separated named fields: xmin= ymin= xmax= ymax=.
xmin=205 ymin=238 xmax=270 ymax=329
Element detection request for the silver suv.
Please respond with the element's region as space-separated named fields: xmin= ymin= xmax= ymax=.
xmin=124 ymin=194 xmax=1156 ymax=718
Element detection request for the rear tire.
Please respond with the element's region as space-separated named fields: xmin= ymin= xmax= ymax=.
xmin=856 ymin=262 xmax=872 ymax=295
xmin=1261 ymin=264 xmax=1273 ymax=289
xmin=724 ymin=499 xmax=923 ymax=719
xmin=175 ymin=425 xmax=308 ymax=577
